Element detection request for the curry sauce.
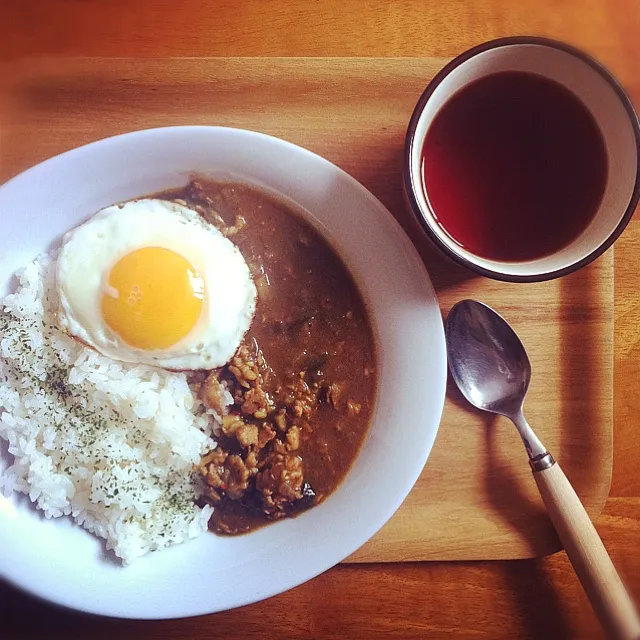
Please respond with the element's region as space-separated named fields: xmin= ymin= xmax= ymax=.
xmin=160 ymin=180 xmax=377 ymax=535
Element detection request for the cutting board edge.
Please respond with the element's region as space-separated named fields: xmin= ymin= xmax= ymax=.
xmin=2 ymin=56 xmax=615 ymax=564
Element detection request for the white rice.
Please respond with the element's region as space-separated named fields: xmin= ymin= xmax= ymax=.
xmin=0 ymin=254 xmax=229 ymax=564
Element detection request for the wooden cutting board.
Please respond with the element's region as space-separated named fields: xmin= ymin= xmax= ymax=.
xmin=1 ymin=58 xmax=613 ymax=561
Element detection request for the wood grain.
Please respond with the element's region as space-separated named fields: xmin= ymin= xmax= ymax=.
xmin=2 ymin=0 xmax=639 ymax=86
xmin=2 ymin=1 xmax=640 ymax=638
xmin=1 ymin=58 xmax=614 ymax=562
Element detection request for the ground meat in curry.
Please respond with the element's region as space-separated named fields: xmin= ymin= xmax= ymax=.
xmin=160 ymin=179 xmax=377 ymax=535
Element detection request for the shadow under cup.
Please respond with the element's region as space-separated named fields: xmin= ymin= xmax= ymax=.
xmin=404 ymin=37 xmax=640 ymax=282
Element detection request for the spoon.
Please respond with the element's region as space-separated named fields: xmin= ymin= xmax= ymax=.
xmin=446 ymin=299 xmax=640 ymax=640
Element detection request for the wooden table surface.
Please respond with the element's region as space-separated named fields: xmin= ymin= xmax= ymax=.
xmin=1 ymin=2 xmax=639 ymax=638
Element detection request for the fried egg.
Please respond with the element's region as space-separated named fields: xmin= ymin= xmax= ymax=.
xmin=56 ymin=199 xmax=256 ymax=369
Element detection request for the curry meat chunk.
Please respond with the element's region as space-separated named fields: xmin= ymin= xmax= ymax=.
xmin=280 ymin=374 xmax=316 ymax=419
xmin=285 ymin=425 xmax=301 ymax=451
xmin=240 ymin=387 xmax=271 ymax=419
xmin=258 ymin=424 xmax=277 ymax=448
xmin=199 ymin=449 xmax=257 ymax=502
xmin=228 ymin=346 xmax=260 ymax=389
xmin=220 ymin=414 xmax=259 ymax=448
xmin=256 ymin=451 xmax=304 ymax=515
xmin=201 ymin=374 xmax=227 ymax=415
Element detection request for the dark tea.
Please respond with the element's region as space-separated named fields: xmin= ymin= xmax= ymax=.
xmin=421 ymin=71 xmax=608 ymax=262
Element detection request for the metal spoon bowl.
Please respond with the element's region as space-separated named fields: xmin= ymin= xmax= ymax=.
xmin=446 ymin=300 xmax=639 ymax=640
xmin=446 ymin=299 xmax=547 ymax=463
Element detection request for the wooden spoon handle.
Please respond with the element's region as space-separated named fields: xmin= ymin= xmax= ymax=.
xmin=534 ymin=462 xmax=640 ymax=640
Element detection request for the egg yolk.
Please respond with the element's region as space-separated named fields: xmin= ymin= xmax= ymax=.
xmin=101 ymin=247 xmax=204 ymax=350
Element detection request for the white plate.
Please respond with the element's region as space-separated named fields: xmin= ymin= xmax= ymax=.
xmin=0 ymin=126 xmax=446 ymax=619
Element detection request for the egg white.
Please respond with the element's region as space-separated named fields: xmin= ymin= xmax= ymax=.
xmin=56 ymin=198 xmax=256 ymax=370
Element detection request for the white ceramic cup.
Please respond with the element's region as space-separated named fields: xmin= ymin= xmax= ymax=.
xmin=404 ymin=37 xmax=640 ymax=282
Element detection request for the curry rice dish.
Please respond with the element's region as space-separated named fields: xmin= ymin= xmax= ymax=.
xmin=0 ymin=179 xmax=377 ymax=562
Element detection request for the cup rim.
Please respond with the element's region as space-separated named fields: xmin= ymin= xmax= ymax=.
xmin=404 ymin=36 xmax=640 ymax=283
